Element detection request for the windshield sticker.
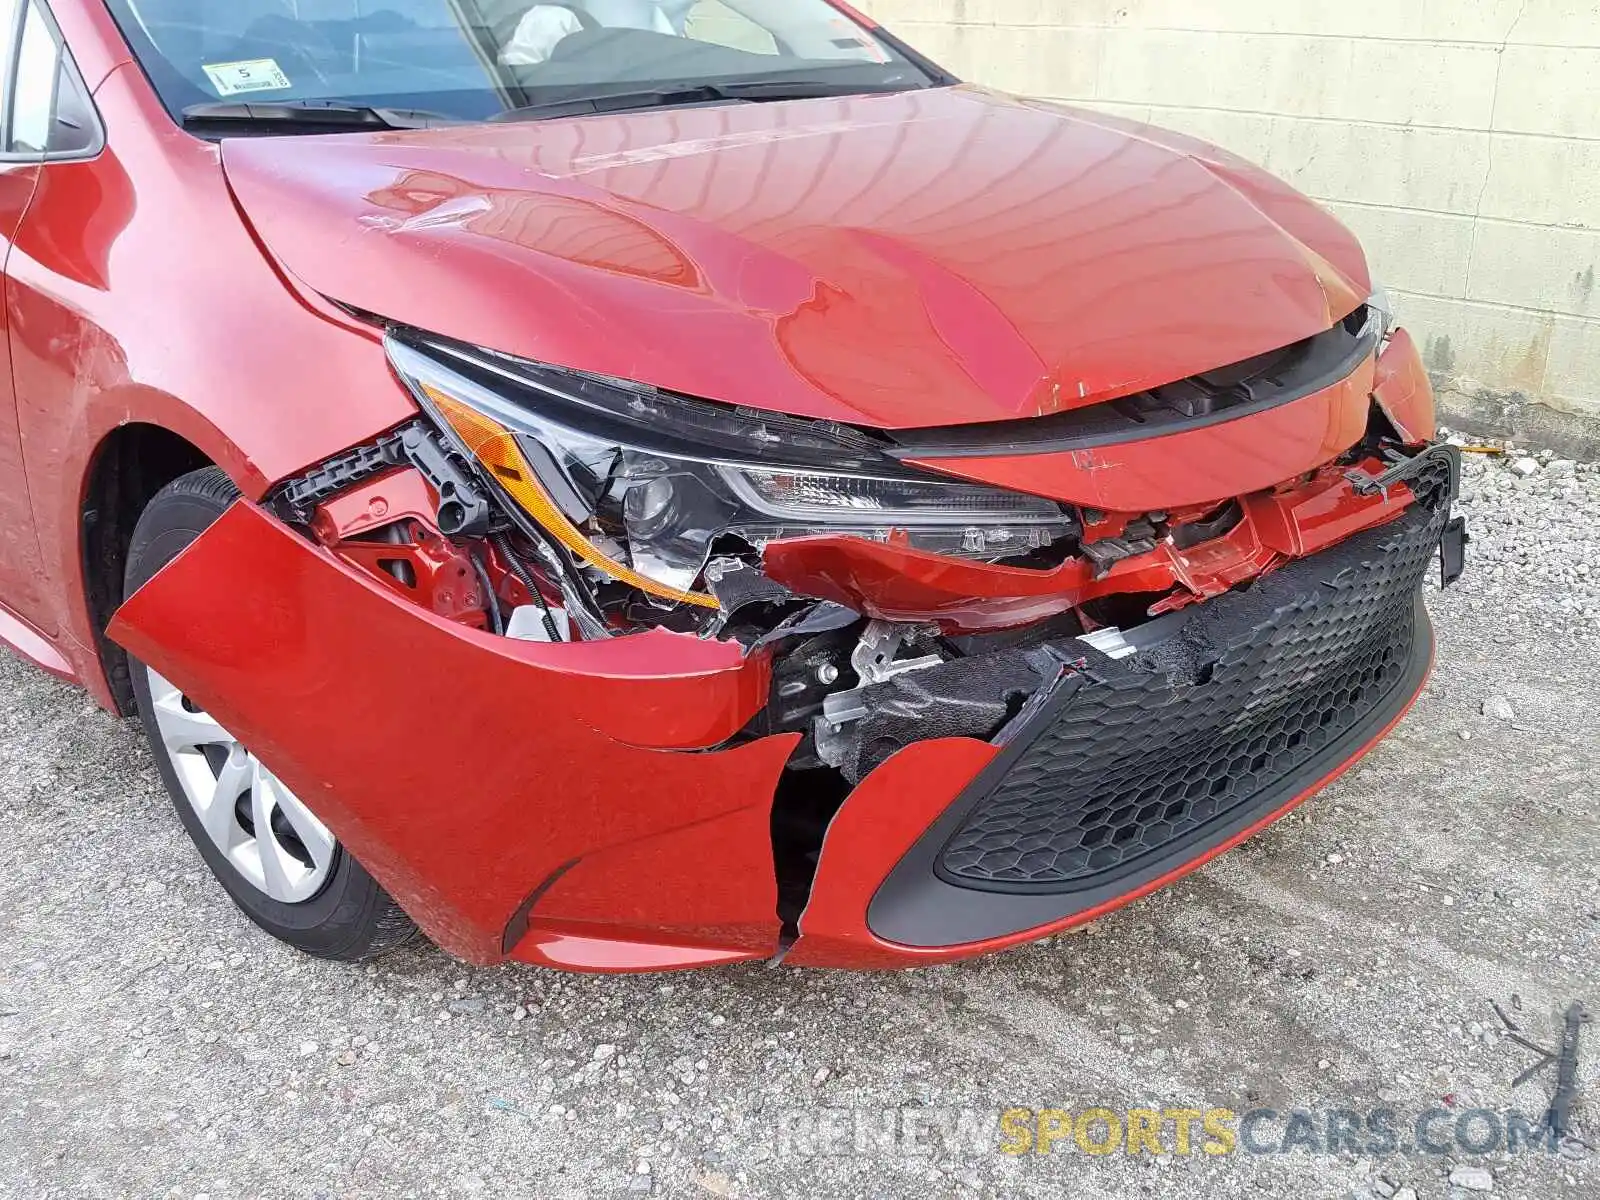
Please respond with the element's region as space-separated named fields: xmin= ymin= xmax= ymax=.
xmin=828 ymin=18 xmax=890 ymax=62
xmin=202 ymin=59 xmax=292 ymax=98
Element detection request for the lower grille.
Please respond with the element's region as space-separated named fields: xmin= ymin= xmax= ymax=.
xmin=936 ymin=480 xmax=1450 ymax=894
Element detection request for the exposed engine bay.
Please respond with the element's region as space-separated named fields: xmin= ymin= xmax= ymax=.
xmin=271 ymin=317 xmax=1466 ymax=930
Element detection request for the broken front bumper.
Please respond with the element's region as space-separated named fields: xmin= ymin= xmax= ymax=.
xmin=110 ymin=501 xmax=795 ymax=972
xmin=109 ymin=452 xmax=1458 ymax=972
xmin=859 ymin=492 xmax=1446 ymax=952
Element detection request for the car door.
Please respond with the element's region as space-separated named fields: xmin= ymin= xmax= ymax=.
xmin=0 ymin=0 xmax=53 ymax=632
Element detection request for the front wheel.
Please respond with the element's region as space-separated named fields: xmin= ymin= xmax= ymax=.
xmin=126 ymin=467 xmax=419 ymax=961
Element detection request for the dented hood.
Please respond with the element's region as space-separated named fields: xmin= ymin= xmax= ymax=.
xmin=222 ymin=85 xmax=1369 ymax=428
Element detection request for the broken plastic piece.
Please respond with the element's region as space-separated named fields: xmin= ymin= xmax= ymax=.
xmin=1345 ymin=442 xmax=1461 ymax=503
xmin=817 ymin=649 xmax=1055 ymax=783
xmin=1370 ymin=328 xmax=1437 ymax=445
xmin=1081 ymin=530 xmax=1161 ymax=579
xmin=398 ymin=424 xmax=493 ymax=536
xmin=763 ymin=454 xmax=1423 ymax=632
xmin=705 ymin=558 xmax=796 ymax=619
xmin=276 ymin=425 xmax=410 ymax=522
xmin=1439 ymin=516 xmax=1469 ymax=588
xmin=1077 ymin=627 xmax=1139 ymax=660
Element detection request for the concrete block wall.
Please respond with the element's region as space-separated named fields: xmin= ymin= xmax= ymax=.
xmin=857 ymin=0 xmax=1600 ymax=452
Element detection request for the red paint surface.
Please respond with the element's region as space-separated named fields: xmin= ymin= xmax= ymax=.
xmin=1372 ymin=330 xmax=1438 ymax=445
xmin=515 ymin=931 xmax=764 ymax=973
xmin=0 ymin=598 xmax=75 ymax=681
xmin=109 ymin=499 xmax=1442 ymax=971
xmin=3 ymin=64 xmax=417 ymax=706
xmin=910 ymin=357 xmax=1378 ymax=511
xmin=824 ymin=0 xmax=882 ymax=30
xmin=220 ymin=86 xmax=1367 ymax=431
xmin=0 ymin=152 xmax=50 ymax=633
xmin=108 ymin=502 xmax=787 ymax=964
xmin=515 ymin=803 xmax=785 ymax=971
xmin=786 ymin=636 xmax=1435 ymax=970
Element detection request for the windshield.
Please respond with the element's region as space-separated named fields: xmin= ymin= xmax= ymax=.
xmin=102 ymin=0 xmax=934 ymax=124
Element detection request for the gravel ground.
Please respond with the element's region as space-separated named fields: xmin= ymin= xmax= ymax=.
xmin=1 ymin=445 xmax=1597 ymax=1200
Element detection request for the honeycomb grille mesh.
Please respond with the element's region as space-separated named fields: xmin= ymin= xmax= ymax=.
xmin=937 ymin=478 xmax=1450 ymax=893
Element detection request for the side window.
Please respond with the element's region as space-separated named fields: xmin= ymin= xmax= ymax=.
xmin=685 ymin=2 xmax=778 ymax=55
xmin=0 ymin=1 xmax=18 ymax=104
xmin=5 ymin=0 xmax=100 ymax=158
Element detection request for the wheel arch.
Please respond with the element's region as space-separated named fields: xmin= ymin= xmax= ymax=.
xmin=80 ymin=422 xmax=214 ymax=713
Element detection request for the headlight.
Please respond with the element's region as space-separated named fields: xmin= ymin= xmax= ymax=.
xmin=386 ymin=334 xmax=1075 ymax=610
xmin=1367 ymin=284 xmax=1396 ymax=344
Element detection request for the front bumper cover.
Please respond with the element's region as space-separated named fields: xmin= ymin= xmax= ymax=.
xmin=109 ymin=453 xmax=1457 ymax=973
xmin=109 ymin=501 xmax=795 ymax=971
xmin=869 ymin=520 xmax=1441 ymax=948
xmin=787 ymin=479 xmax=1449 ymax=969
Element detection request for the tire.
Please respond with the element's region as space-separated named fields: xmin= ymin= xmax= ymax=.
xmin=126 ymin=467 xmax=419 ymax=962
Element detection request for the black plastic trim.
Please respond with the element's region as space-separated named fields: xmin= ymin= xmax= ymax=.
xmin=0 ymin=0 xmax=107 ymax=165
xmin=885 ymin=311 xmax=1380 ymax=460
xmin=864 ymin=598 xmax=1434 ymax=949
xmin=388 ymin=329 xmax=923 ymax=479
xmin=1440 ymin=516 xmax=1469 ymax=588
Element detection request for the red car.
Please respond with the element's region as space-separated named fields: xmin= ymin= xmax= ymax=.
xmin=5 ymin=0 xmax=1464 ymax=971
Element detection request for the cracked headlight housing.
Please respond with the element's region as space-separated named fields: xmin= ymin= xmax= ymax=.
xmin=1367 ymin=284 xmax=1396 ymax=345
xmin=386 ymin=334 xmax=1075 ymax=610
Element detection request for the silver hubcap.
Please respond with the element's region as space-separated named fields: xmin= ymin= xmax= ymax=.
xmin=146 ymin=668 xmax=336 ymax=904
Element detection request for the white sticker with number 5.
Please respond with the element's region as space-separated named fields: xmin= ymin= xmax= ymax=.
xmin=202 ymin=59 xmax=292 ymax=98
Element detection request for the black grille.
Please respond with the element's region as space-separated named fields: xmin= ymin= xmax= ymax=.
xmin=936 ymin=476 xmax=1451 ymax=894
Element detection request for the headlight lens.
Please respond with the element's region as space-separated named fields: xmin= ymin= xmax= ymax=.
xmin=386 ymin=334 xmax=1075 ymax=609
xmin=1367 ymin=284 xmax=1396 ymax=344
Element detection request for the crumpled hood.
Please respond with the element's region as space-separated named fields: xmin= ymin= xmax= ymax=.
xmin=222 ymin=85 xmax=1369 ymax=428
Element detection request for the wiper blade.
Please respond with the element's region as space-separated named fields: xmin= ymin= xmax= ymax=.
xmin=492 ymin=78 xmax=926 ymax=122
xmin=182 ymin=101 xmax=462 ymax=131
xmin=716 ymin=77 xmax=927 ymax=101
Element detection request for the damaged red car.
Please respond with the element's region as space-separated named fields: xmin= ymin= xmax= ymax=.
xmin=5 ymin=0 xmax=1466 ymax=970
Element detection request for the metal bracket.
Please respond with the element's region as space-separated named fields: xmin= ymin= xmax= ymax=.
xmin=817 ymin=621 xmax=945 ymax=735
xmin=851 ymin=620 xmax=944 ymax=686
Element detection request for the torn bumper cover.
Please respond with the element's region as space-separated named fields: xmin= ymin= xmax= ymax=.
xmin=110 ymin=449 xmax=1461 ymax=972
xmin=109 ymin=501 xmax=795 ymax=972
xmin=792 ymin=461 xmax=1456 ymax=968
xmin=878 ymin=485 xmax=1443 ymax=942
